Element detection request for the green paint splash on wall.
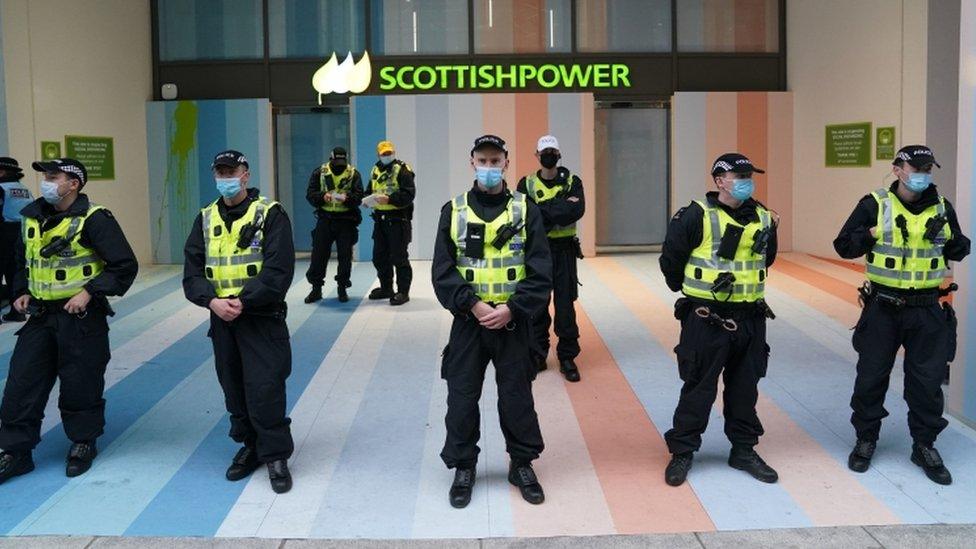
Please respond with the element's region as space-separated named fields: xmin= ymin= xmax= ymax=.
xmin=153 ymin=101 xmax=198 ymax=263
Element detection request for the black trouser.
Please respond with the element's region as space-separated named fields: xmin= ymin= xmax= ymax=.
xmin=440 ymin=315 xmax=544 ymax=469
xmin=0 ymin=308 xmax=111 ymax=453
xmin=850 ymin=297 xmax=950 ymax=446
xmin=306 ymin=215 xmax=359 ymax=289
xmin=532 ymin=239 xmax=580 ymax=361
xmin=0 ymin=222 xmax=19 ymax=309
xmin=209 ymin=312 xmax=293 ymax=462
xmin=664 ymin=304 xmax=768 ymax=455
xmin=371 ymin=214 xmax=412 ymax=294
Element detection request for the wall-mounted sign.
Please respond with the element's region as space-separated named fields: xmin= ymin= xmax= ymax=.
xmin=65 ymin=135 xmax=115 ymax=180
xmin=825 ymin=122 xmax=872 ymax=167
xmin=40 ymin=141 xmax=61 ymax=160
xmin=312 ymin=51 xmax=634 ymax=101
xmin=876 ymin=126 xmax=896 ymax=160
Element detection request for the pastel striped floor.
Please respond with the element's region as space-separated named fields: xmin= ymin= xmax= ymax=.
xmin=0 ymin=253 xmax=974 ymax=540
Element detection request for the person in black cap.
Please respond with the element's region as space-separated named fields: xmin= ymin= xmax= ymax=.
xmin=658 ymin=152 xmax=780 ymax=487
xmin=364 ymin=140 xmax=416 ymax=306
xmin=834 ymin=144 xmax=969 ymax=485
xmin=432 ymin=134 xmax=551 ymax=509
xmin=516 ymin=135 xmax=586 ymax=382
xmin=183 ymin=149 xmax=296 ymax=493
xmin=304 ymin=147 xmax=363 ymax=304
xmin=0 ymin=157 xmax=138 ymax=484
xmin=0 ymin=157 xmax=33 ymax=322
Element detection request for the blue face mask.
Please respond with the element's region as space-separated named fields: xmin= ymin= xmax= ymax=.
xmin=215 ymin=177 xmax=242 ymax=199
xmin=476 ymin=166 xmax=504 ymax=188
xmin=40 ymin=180 xmax=64 ymax=204
xmin=726 ymin=178 xmax=754 ymax=201
xmin=904 ymin=172 xmax=932 ymax=193
xmin=379 ymin=155 xmax=395 ymax=166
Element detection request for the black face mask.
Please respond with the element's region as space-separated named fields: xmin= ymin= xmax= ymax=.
xmin=330 ymin=161 xmax=347 ymax=173
xmin=539 ymin=152 xmax=560 ymax=170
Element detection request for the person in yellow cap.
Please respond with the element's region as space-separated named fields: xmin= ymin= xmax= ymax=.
xmin=364 ymin=140 xmax=416 ymax=306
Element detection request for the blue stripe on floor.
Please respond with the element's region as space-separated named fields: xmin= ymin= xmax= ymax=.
xmin=124 ymin=265 xmax=375 ymax=536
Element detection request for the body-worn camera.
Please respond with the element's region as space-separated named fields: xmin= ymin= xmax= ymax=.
xmin=236 ymin=211 xmax=267 ymax=249
xmin=923 ymin=214 xmax=948 ymax=243
xmin=752 ymin=226 xmax=773 ymax=254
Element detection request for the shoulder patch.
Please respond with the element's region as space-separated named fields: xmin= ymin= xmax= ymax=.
xmin=671 ymin=206 xmax=687 ymax=221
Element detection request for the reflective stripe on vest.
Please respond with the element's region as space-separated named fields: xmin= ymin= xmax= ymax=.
xmin=525 ymin=172 xmax=577 ymax=238
xmin=0 ymin=182 xmax=33 ymax=223
xmin=450 ymin=192 xmax=527 ymax=304
xmin=371 ymin=162 xmax=407 ymax=211
xmin=320 ymin=165 xmax=356 ymax=213
xmin=202 ymin=197 xmax=276 ymax=298
xmin=681 ymin=201 xmax=770 ymax=303
xmin=23 ymin=204 xmax=106 ymax=300
xmin=865 ymin=188 xmax=950 ymax=290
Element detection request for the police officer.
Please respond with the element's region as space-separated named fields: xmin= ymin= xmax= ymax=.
xmin=0 ymin=157 xmax=33 ymax=322
xmin=432 ymin=135 xmax=552 ymax=508
xmin=183 ymin=150 xmax=296 ymax=494
xmin=0 ymin=158 xmax=137 ymax=484
xmin=365 ymin=140 xmax=415 ymax=306
xmin=834 ymin=145 xmax=970 ymax=485
xmin=516 ymin=135 xmax=585 ymax=381
xmin=304 ymin=147 xmax=363 ymax=304
xmin=659 ymin=153 xmax=779 ymax=487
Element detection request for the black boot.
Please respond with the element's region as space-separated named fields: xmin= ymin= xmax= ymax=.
xmin=390 ymin=293 xmax=410 ymax=306
xmin=337 ymin=285 xmax=349 ymax=303
xmin=226 ymin=446 xmax=260 ymax=481
xmin=267 ymin=459 xmax=293 ymax=494
xmin=449 ymin=466 xmax=476 ymax=509
xmin=665 ymin=452 xmax=694 ymax=486
xmin=911 ymin=443 xmax=952 ymax=485
xmin=728 ymin=447 xmax=778 ymax=483
xmin=559 ymin=359 xmax=581 ymax=382
xmin=65 ymin=441 xmax=97 ymax=478
xmin=0 ymin=451 xmax=34 ymax=484
xmin=508 ymin=461 xmax=545 ymax=504
xmin=304 ymin=286 xmax=323 ymax=304
xmin=369 ymin=287 xmax=393 ymax=300
xmin=847 ymin=440 xmax=876 ymax=473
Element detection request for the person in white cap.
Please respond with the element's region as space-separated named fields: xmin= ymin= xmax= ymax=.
xmin=516 ymin=135 xmax=585 ymax=382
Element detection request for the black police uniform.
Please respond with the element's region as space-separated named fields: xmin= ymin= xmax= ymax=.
xmin=432 ymin=185 xmax=552 ymax=469
xmin=0 ymin=172 xmax=27 ymax=315
xmin=183 ymin=188 xmax=297 ymax=462
xmin=659 ymin=192 xmax=778 ymax=455
xmin=368 ymin=159 xmax=416 ymax=297
xmin=305 ymin=166 xmax=363 ymax=291
xmin=516 ymin=169 xmax=585 ymax=367
xmin=834 ymin=182 xmax=970 ymax=447
xmin=0 ymin=194 xmax=138 ymax=454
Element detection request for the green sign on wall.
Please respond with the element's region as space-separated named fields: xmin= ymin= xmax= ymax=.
xmin=825 ymin=122 xmax=872 ymax=167
xmin=876 ymin=126 xmax=896 ymax=160
xmin=40 ymin=141 xmax=61 ymax=160
xmin=65 ymin=135 xmax=114 ymax=180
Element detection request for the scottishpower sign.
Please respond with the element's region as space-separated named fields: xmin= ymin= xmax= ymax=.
xmin=312 ymin=52 xmax=633 ymax=100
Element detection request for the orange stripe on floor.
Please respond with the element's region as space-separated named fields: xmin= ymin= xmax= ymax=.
xmin=564 ymin=304 xmax=715 ymax=533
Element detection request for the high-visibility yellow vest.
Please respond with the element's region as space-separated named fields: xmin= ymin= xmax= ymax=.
xmin=23 ymin=204 xmax=106 ymax=300
xmin=320 ymin=164 xmax=356 ymax=213
xmin=450 ymin=192 xmax=527 ymax=304
xmin=865 ymin=187 xmax=951 ymax=290
xmin=524 ymin=171 xmax=578 ymax=239
xmin=202 ymin=197 xmax=277 ymax=298
xmin=370 ymin=161 xmax=410 ymax=211
xmin=682 ymin=200 xmax=772 ymax=302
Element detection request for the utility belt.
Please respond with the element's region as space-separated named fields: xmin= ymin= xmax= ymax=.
xmin=25 ymin=294 xmax=114 ymax=318
xmin=372 ymin=211 xmax=410 ymax=222
xmin=549 ymin=236 xmax=584 ymax=259
xmin=221 ymin=297 xmax=288 ymax=320
xmin=858 ymin=281 xmax=954 ymax=309
xmin=675 ymin=296 xmax=774 ymax=330
xmin=315 ymin=209 xmax=360 ymax=222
